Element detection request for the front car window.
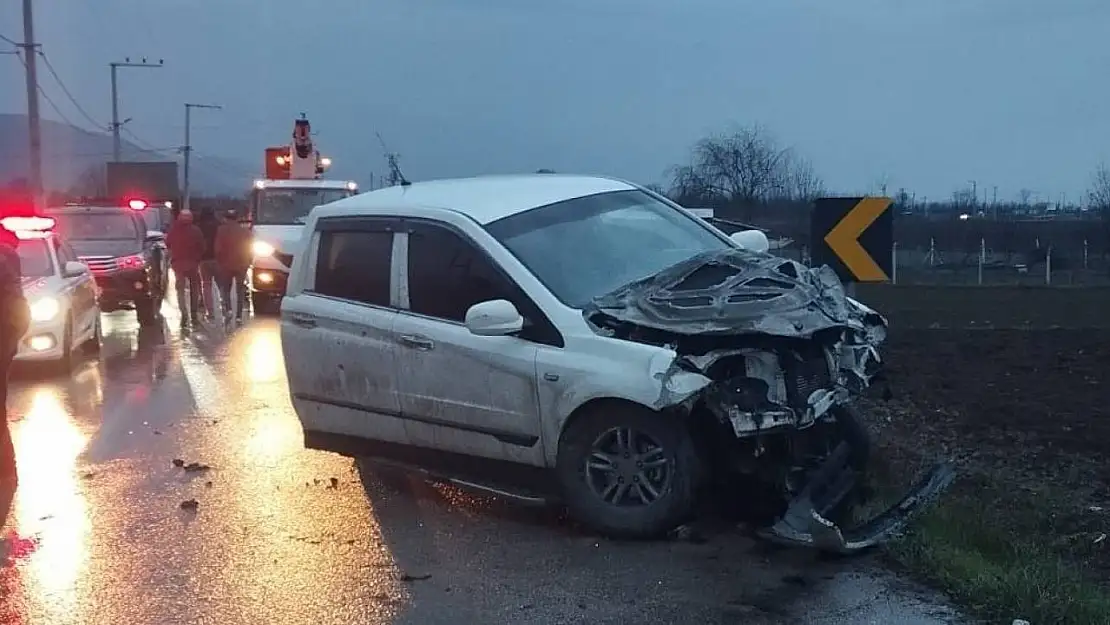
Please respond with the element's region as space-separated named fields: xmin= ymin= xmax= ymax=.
xmin=484 ymin=190 xmax=731 ymax=308
xmin=253 ymin=188 xmax=353 ymax=225
xmin=53 ymin=212 xmax=139 ymax=241
xmin=16 ymin=239 xmax=55 ymax=278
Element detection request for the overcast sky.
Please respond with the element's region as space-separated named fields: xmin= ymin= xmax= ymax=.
xmin=2 ymin=0 xmax=1108 ymax=202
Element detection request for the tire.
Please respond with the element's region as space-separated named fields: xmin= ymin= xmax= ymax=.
xmin=135 ymin=295 xmax=158 ymax=327
xmin=57 ymin=317 xmax=74 ymax=373
xmin=251 ymin=293 xmax=280 ymax=316
xmin=86 ymin=313 xmax=102 ymax=353
xmin=555 ymin=402 xmax=700 ymax=539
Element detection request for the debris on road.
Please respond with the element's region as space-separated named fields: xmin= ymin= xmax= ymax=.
xmin=172 ymin=459 xmax=212 ymax=472
xmin=398 ymin=572 xmax=432 ymax=582
xmin=329 ymin=477 xmax=339 ymax=489
xmin=180 ymin=499 xmax=199 ymax=511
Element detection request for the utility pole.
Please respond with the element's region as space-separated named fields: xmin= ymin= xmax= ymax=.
xmin=182 ymin=102 xmax=222 ymax=213
xmin=19 ymin=0 xmax=43 ymax=209
xmin=110 ymin=57 xmax=164 ymax=162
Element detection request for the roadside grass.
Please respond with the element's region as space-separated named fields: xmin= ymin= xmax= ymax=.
xmin=869 ymin=459 xmax=1110 ymax=625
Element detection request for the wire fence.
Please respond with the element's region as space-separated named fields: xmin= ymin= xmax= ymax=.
xmin=775 ymin=237 xmax=1110 ymax=286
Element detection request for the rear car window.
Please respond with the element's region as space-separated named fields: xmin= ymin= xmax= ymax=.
xmin=313 ymin=230 xmax=392 ymax=307
xmin=53 ymin=212 xmax=140 ymax=240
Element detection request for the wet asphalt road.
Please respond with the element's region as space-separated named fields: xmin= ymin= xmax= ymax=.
xmin=1 ymin=304 xmax=964 ymax=625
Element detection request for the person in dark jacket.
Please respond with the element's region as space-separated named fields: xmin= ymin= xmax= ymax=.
xmin=0 ymin=224 xmax=30 ymax=531
xmin=214 ymin=209 xmax=253 ymax=324
xmin=195 ymin=207 xmax=220 ymax=321
xmin=165 ymin=209 xmax=206 ymax=328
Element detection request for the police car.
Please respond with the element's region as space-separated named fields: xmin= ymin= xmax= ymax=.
xmin=1 ymin=215 xmax=101 ymax=367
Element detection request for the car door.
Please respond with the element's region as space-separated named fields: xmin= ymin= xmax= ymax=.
xmin=392 ymin=219 xmax=545 ymax=466
xmin=281 ymin=216 xmax=410 ymax=447
xmin=55 ymin=238 xmax=97 ymax=338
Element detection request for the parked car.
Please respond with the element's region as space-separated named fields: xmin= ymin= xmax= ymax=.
xmin=45 ymin=201 xmax=168 ymax=326
xmin=279 ymin=174 xmax=953 ymax=551
xmin=2 ymin=215 xmax=100 ymax=368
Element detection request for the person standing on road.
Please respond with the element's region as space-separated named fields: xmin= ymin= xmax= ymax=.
xmin=214 ymin=209 xmax=252 ymax=325
xmin=195 ymin=207 xmax=220 ymax=321
xmin=165 ymin=209 xmax=206 ymax=329
xmin=0 ymin=224 xmax=30 ymax=531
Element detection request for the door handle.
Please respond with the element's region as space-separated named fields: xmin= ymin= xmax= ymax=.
xmin=399 ymin=334 xmax=434 ymax=350
xmin=290 ymin=314 xmax=317 ymax=329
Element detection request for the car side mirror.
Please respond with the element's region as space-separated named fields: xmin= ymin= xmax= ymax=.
xmin=465 ymin=299 xmax=524 ymax=336
xmin=729 ymin=230 xmax=770 ymax=253
xmin=63 ymin=261 xmax=89 ymax=278
xmin=145 ymin=230 xmax=165 ymax=243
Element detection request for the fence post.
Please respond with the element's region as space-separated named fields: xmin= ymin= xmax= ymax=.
xmin=891 ymin=241 xmax=898 ymax=284
xmin=978 ymin=238 xmax=985 ymax=285
xmin=928 ymin=238 xmax=936 ymax=266
xmin=1083 ymin=239 xmax=1089 ymax=270
xmin=1046 ymin=245 xmax=1052 ymax=285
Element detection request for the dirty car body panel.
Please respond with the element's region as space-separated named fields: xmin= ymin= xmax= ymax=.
xmin=280 ymin=174 xmax=952 ymax=552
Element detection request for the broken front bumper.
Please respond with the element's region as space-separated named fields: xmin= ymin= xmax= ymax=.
xmin=757 ymin=441 xmax=956 ymax=554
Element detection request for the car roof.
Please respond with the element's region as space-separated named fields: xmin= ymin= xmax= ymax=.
xmin=257 ymin=179 xmax=356 ymax=190
xmin=45 ymin=205 xmax=137 ymax=215
xmin=317 ymin=174 xmax=638 ymax=225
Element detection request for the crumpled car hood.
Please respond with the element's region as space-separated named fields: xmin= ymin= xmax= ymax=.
xmin=584 ymin=248 xmax=885 ymax=339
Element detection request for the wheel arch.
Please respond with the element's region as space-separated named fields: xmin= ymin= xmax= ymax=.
xmin=547 ymin=396 xmax=664 ymax=467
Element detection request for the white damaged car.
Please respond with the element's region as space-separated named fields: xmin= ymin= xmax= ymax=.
xmin=280 ymin=174 xmax=954 ymax=552
xmin=3 ymin=216 xmax=101 ymax=368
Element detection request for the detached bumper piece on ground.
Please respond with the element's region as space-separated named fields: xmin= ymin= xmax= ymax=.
xmin=758 ymin=441 xmax=956 ymax=553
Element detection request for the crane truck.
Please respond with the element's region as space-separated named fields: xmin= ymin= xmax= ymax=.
xmin=248 ymin=115 xmax=358 ymax=314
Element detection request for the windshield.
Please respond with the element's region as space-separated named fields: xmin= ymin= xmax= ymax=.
xmin=53 ymin=212 xmax=139 ymax=241
xmin=16 ymin=239 xmax=54 ymax=278
xmin=254 ymin=188 xmax=353 ymax=225
xmin=484 ymin=190 xmax=731 ymax=307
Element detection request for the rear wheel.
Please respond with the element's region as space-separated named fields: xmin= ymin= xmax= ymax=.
xmin=135 ymin=294 xmax=159 ymax=327
xmin=251 ymin=293 xmax=281 ymax=316
xmin=555 ymin=402 xmax=700 ymax=539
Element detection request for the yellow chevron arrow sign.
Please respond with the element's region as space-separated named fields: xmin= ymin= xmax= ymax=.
xmin=822 ymin=197 xmax=892 ymax=282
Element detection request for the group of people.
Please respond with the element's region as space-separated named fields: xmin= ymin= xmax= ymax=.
xmin=165 ymin=206 xmax=254 ymax=328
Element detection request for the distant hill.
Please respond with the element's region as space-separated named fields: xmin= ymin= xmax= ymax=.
xmin=0 ymin=113 xmax=254 ymax=196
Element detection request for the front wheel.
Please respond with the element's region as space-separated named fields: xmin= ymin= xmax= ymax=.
xmin=555 ymin=402 xmax=700 ymax=539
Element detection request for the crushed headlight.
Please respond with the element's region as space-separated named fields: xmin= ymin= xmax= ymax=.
xmin=29 ymin=296 xmax=60 ymax=322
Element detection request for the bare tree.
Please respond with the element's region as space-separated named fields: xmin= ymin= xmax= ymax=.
xmin=667 ymin=124 xmax=822 ymax=218
xmin=1087 ymin=164 xmax=1110 ymax=213
xmin=67 ymin=164 xmax=107 ymax=197
xmin=1018 ymin=188 xmax=1033 ymax=206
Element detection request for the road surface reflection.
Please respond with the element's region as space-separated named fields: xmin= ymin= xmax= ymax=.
xmin=10 ymin=387 xmax=92 ymax=616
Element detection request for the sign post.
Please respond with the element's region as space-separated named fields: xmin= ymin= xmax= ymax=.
xmin=810 ymin=197 xmax=894 ymax=296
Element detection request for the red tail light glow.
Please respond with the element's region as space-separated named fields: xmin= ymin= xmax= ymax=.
xmin=1 ymin=216 xmax=56 ymax=239
xmin=118 ymin=254 xmax=145 ymax=270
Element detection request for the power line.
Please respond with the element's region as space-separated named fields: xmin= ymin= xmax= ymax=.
xmin=37 ymin=50 xmax=104 ymax=129
xmin=0 ymin=31 xmax=16 ymax=47
xmin=12 ymin=50 xmax=77 ymax=127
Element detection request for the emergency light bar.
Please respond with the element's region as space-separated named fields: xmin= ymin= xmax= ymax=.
xmin=128 ymin=199 xmax=148 ymax=211
xmin=1 ymin=216 xmax=56 ymax=239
